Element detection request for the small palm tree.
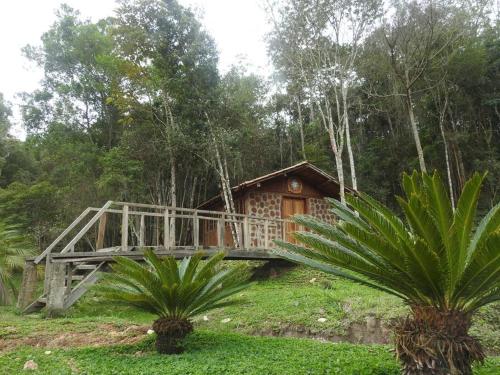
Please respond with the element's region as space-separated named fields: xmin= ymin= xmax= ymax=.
xmin=0 ymin=222 xmax=34 ymax=305
xmin=99 ymin=250 xmax=251 ymax=354
xmin=276 ymin=171 xmax=499 ymax=375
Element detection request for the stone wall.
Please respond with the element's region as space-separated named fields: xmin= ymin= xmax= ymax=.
xmin=308 ymin=197 xmax=335 ymax=223
xmin=245 ymin=192 xmax=282 ymax=248
xmin=244 ymin=192 xmax=335 ymax=248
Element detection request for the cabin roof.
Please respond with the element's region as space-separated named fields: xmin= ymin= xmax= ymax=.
xmin=198 ymin=161 xmax=350 ymax=209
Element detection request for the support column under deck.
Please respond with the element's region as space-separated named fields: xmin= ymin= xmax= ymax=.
xmin=17 ymin=261 xmax=38 ymax=310
xmin=46 ymin=261 xmax=67 ymax=317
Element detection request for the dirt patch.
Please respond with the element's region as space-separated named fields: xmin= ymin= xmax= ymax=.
xmin=0 ymin=323 xmax=150 ymax=353
xmin=251 ymin=317 xmax=393 ymax=345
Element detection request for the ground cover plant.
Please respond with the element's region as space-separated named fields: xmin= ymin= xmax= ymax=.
xmin=277 ymin=171 xmax=500 ymax=374
xmin=0 ymin=222 xmax=33 ymax=305
xmin=1 ymin=265 xmax=498 ymax=374
xmin=98 ymin=250 xmax=250 ymax=354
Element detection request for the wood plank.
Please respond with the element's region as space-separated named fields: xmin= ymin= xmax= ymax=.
xmin=139 ymin=215 xmax=145 ymax=247
xmin=96 ymin=212 xmax=107 ymax=250
xmin=193 ymin=212 xmax=199 ymax=249
xmin=49 ymin=248 xmax=279 ymax=262
xmin=34 ymin=207 xmax=92 ymax=264
xmin=121 ymin=205 xmax=129 ymax=251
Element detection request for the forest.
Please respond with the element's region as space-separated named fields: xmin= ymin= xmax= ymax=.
xmin=0 ymin=0 xmax=498 ymax=253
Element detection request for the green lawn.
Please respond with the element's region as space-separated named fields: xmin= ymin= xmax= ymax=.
xmin=1 ymin=264 xmax=498 ymax=374
xmin=1 ymin=331 xmax=499 ymax=375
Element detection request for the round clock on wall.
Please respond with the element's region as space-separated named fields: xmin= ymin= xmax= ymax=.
xmin=288 ymin=177 xmax=303 ymax=193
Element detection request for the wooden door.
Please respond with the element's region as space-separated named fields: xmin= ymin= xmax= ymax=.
xmin=282 ymin=197 xmax=306 ymax=243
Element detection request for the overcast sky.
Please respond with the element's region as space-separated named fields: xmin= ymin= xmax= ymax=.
xmin=0 ymin=0 xmax=271 ymax=138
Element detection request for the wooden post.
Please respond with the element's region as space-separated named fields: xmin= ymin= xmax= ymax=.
xmin=16 ymin=261 xmax=38 ymax=310
xmin=217 ymin=217 xmax=225 ymax=250
xmin=46 ymin=261 xmax=67 ymax=317
xmin=164 ymin=209 xmax=170 ymax=250
xmin=139 ymin=215 xmax=145 ymax=247
xmin=43 ymin=256 xmax=51 ymax=295
xmin=193 ymin=212 xmax=199 ymax=249
xmin=264 ymin=220 xmax=269 ymax=249
xmin=96 ymin=212 xmax=107 ymax=250
xmin=242 ymin=217 xmax=249 ymax=249
xmin=121 ymin=205 xmax=129 ymax=252
xmin=65 ymin=263 xmax=73 ymax=297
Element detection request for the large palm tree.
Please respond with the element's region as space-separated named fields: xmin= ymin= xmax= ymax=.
xmin=276 ymin=171 xmax=499 ymax=374
xmin=0 ymin=222 xmax=33 ymax=305
xmin=99 ymin=250 xmax=251 ymax=354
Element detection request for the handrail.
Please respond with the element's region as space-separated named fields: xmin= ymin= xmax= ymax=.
xmin=88 ymin=207 xmax=291 ymax=224
xmin=36 ymin=200 xmax=293 ymax=265
xmin=34 ymin=208 xmax=93 ymax=264
xmin=59 ymin=201 xmax=114 ymax=255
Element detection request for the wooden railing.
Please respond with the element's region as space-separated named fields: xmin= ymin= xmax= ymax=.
xmin=34 ymin=201 xmax=293 ymax=265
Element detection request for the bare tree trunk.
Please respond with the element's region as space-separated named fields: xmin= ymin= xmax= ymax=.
xmin=405 ymin=82 xmax=427 ymax=173
xmin=169 ymin=159 xmax=176 ymax=246
xmin=206 ymin=115 xmax=241 ymax=248
xmin=342 ymin=85 xmax=357 ymax=191
xmin=296 ymin=96 xmax=306 ymax=160
xmin=437 ymin=92 xmax=455 ymax=209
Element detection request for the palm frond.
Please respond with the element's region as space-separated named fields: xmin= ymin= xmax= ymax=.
xmin=276 ymin=170 xmax=500 ymax=314
xmin=98 ymin=250 xmax=251 ymax=319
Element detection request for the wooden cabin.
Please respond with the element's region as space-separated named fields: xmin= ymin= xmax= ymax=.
xmin=198 ymin=161 xmax=343 ymax=248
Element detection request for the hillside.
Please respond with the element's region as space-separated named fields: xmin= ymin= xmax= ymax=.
xmin=1 ymin=264 xmax=498 ymax=374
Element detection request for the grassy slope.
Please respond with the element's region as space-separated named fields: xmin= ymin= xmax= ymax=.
xmin=71 ymin=264 xmax=499 ymax=349
xmin=1 ymin=331 xmax=499 ymax=375
xmin=1 ymin=264 xmax=499 ymax=374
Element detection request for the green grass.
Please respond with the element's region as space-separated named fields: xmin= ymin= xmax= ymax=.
xmin=1 ymin=264 xmax=498 ymax=374
xmin=70 ymin=265 xmax=499 ymax=349
xmin=1 ymin=331 xmax=499 ymax=375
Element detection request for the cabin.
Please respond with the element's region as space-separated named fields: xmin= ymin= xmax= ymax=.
xmin=19 ymin=161 xmax=345 ymax=315
xmin=198 ymin=161 xmax=342 ymax=248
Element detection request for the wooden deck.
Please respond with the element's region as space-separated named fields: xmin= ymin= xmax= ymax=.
xmin=18 ymin=201 xmax=291 ymax=315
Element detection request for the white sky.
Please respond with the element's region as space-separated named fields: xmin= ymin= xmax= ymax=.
xmin=0 ymin=0 xmax=271 ymax=138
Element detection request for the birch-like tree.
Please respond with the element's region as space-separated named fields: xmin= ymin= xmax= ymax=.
xmin=268 ymin=0 xmax=382 ymax=201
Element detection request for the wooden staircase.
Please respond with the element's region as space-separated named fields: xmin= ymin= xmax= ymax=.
xmin=23 ymin=261 xmax=105 ymax=314
xmin=18 ymin=201 xmax=287 ymax=315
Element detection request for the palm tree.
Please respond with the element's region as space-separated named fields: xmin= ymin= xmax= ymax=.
xmin=99 ymin=250 xmax=251 ymax=354
xmin=0 ymin=222 xmax=34 ymax=305
xmin=276 ymin=171 xmax=499 ymax=375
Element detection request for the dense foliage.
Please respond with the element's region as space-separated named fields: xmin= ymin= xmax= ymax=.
xmin=0 ymin=0 xmax=498 ymax=254
xmin=0 ymin=222 xmax=33 ymax=304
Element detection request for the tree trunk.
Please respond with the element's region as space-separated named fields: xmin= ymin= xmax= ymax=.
xmin=296 ymin=96 xmax=306 ymax=160
xmin=342 ymin=85 xmax=357 ymax=191
xmin=394 ymin=306 xmax=484 ymax=375
xmin=406 ymin=94 xmax=427 ymax=172
xmin=169 ymin=159 xmax=176 ymax=247
xmin=153 ymin=317 xmax=193 ymax=354
xmin=438 ymin=94 xmax=455 ymax=210
xmin=405 ymin=72 xmax=427 ymax=172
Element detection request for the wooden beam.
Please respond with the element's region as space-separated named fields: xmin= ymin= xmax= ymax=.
xmin=49 ymin=248 xmax=279 ymax=262
xmin=16 ymin=261 xmax=38 ymax=310
xmin=96 ymin=212 xmax=107 ymax=250
xmin=139 ymin=215 xmax=145 ymax=247
xmin=121 ymin=205 xmax=129 ymax=252
xmin=264 ymin=220 xmax=269 ymax=249
xmin=193 ymin=212 xmax=199 ymax=249
xmin=217 ymin=217 xmax=225 ymax=250
xmin=46 ymin=261 xmax=67 ymax=317
xmin=164 ymin=209 xmax=170 ymax=250
xmin=243 ymin=217 xmax=250 ymax=250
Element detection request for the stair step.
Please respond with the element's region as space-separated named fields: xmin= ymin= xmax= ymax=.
xmin=23 ymin=297 xmax=46 ymax=314
xmin=67 ymin=275 xmax=84 ymax=281
xmin=75 ymin=264 xmax=97 ymax=270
